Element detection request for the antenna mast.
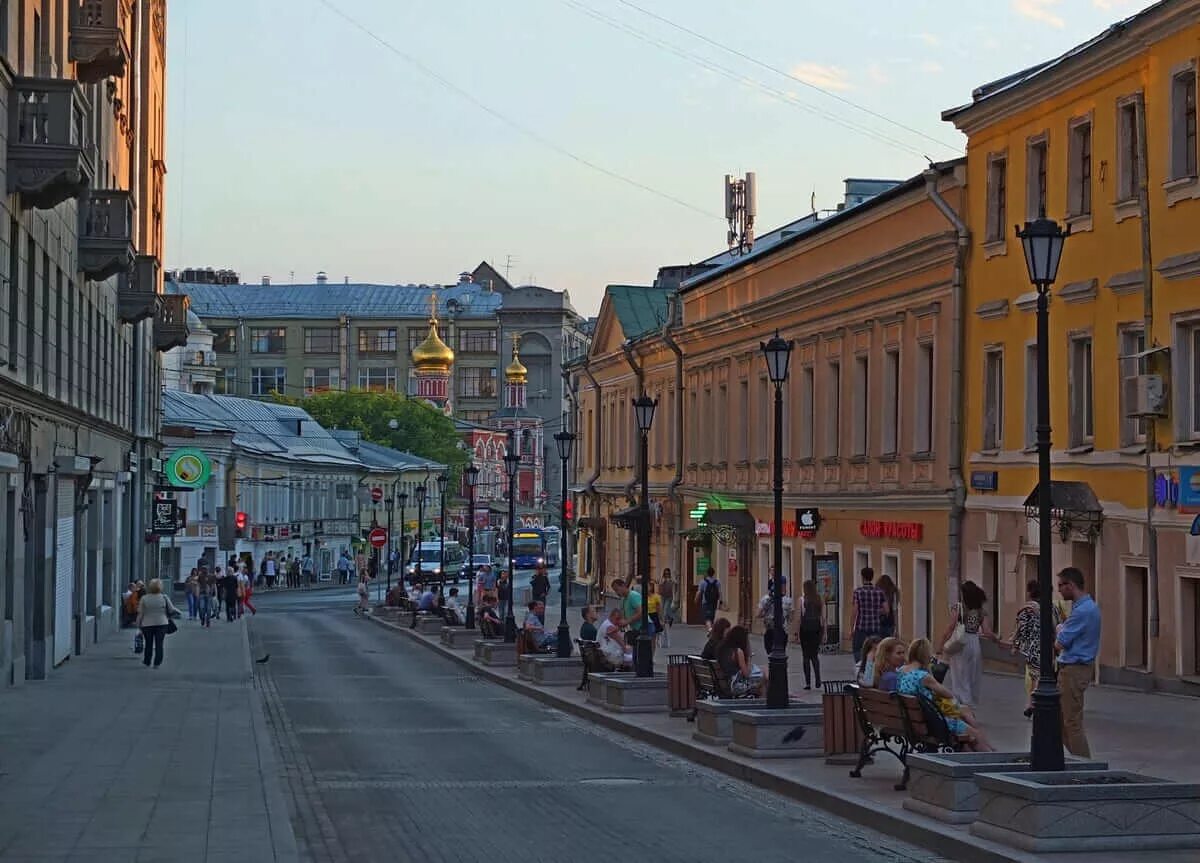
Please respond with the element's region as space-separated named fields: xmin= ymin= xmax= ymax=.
xmin=724 ymin=172 xmax=757 ymax=256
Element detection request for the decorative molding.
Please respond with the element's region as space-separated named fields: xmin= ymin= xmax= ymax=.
xmin=912 ymin=301 xmax=942 ymax=318
xmin=1058 ymin=278 xmax=1098 ymax=304
xmin=1106 ymin=269 xmax=1143 ymax=295
xmin=983 ymin=239 xmax=1007 ymax=260
xmin=1014 ymin=292 xmax=1041 ymax=313
xmin=975 ymin=299 xmax=1010 ymax=320
xmin=1157 ymin=250 xmax=1200 ymax=282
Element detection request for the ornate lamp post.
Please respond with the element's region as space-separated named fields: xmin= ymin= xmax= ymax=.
xmin=397 ymin=489 xmax=408 ymax=584
xmin=503 ymin=435 xmax=521 ymax=643
xmin=465 ymin=462 xmax=480 ymax=628
xmin=632 ymin=394 xmax=657 ymax=678
xmin=1017 ymin=214 xmax=1070 ymax=772
xmin=436 ymin=472 xmax=449 ymax=598
xmin=384 ymin=490 xmax=395 ymax=596
xmin=554 ymin=429 xmax=576 ymax=657
xmin=414 ymin=482 xmax=427 ymax=587
xmin=761 ymin=330 xmax=794 ymax=709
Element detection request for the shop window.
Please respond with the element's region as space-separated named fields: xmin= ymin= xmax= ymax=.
xmin=913 ymin=556 xmax=933 ymax=641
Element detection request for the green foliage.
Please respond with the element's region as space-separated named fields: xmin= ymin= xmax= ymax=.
xmin=272 ymin=389 xmax=467 ymax=479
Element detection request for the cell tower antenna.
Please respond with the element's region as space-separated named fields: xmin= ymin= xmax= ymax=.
xmin=724 ymin=172 xmax=757 ymax=256
xmin=504 ymin=254 xmax=519 ymax=282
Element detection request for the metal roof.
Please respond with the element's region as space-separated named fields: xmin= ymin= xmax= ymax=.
xmin=606 ymin=284 xmax=673 ymax=341
xmin=166 ymin=279 xmax=504 ymax=321
xmin=328 ymin=430 xmax=446 ymax=473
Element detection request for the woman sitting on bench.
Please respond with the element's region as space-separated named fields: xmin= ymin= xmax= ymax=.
xmin=716 ymin=625 xmax=766 ymax=697
xmin=897 ymin=638 xmax=993 ymax=751
xmin=598 ymin=608 xmax=632 ymax=669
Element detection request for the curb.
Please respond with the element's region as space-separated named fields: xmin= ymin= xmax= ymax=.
xmin=368 ymin=613 xmax=1030 ymax=863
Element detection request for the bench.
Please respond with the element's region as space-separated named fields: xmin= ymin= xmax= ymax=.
xmin=847 ymin=684 xmax=962 ymax=790
xmin=517 ymin=629 xmax=554 ymax=657
xmin=442 ymin=607 xmax=464 ymax=627
xmin=685 ymin=655 xmax=755 ymax=720
xmin=479 ymin=615 xmax=503 ymax=639
xmin=577 ymin=639 xmax=613 ymax=691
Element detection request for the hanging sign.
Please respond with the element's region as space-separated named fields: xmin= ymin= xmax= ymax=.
xmin=164 ymin=448 xmax=212 ymax=489
xmin=152 ymin=500 xmax=179 ymax=536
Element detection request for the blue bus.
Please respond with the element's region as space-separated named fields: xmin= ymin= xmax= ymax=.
xmin=511 ymin=530 xmax=546 ymax=569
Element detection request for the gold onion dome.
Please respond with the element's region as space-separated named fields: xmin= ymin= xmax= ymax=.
xmin=505 ymin=334 xmax=527 ymax=384
xmin=411 ymin=293 xmax=454 ymax=372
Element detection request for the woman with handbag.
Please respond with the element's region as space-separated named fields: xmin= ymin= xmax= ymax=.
xmin=136 ymin=579 xmax=181 ymax=668
xmin=940 ymin=581 xmax=992 ymax=708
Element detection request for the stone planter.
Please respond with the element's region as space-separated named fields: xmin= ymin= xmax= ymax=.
xmin=474 ymin=640 xmax=517 ymax=666
xmin=523 ymin=655 xmax=584 ymax=686
xmin=904 ymin=752 xmax=1107 ymax=824
xmin=728 ymin=707 xmax=823 ymax=759
xmin=603 ymin=674 xmax=668 ymax=713
xmin=692 ymin=698 xmax=766 ymax=745
xmin=971 ymin=770 xmax=1200 ymax=852
xmin=414 ymin=615 xmax=443 ymax=636
xmin=440 ymin=627 xmax=476 ymax=649
xmin=586 ymin=672 xmax=633 ymax=705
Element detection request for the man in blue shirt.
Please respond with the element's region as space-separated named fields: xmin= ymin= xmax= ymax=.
xmin=1055 ymin=566 xmax=1101 ymax=758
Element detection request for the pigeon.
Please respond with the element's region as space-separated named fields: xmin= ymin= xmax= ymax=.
xmin=782 ymin=726 xmax=806 ymax=744
xmin=255 ymin=654 xmax=270 ymax=664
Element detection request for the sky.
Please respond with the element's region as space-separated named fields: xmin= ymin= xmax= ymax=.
xmin=165 ymin=0 xmax=1152 ymax=317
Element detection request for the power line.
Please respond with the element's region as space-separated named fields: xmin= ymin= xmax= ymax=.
xmin=610 ymin=0 xmax=962 ymax=154
xmin=313 ymin=0 xmax=720 ymax=220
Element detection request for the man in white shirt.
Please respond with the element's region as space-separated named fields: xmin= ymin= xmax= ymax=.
xmin=757 ymin=571 xmax=793 ymax=654
xmin=444 ymin=587 xmax=464 ymax=625
xmin=264 ymin=553 xmax=278 ymax=590
xmin=598 ymin=608 xmax=632 ymax=669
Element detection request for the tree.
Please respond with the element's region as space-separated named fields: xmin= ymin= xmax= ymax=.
xmin=273 ymin=390 xmax=467 ymax=479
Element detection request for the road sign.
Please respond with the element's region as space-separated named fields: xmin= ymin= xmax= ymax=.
xmin=371 ymin=486 xmax=383 ymax=503
xmin=368 ymin=527 xmax=388 ymax=549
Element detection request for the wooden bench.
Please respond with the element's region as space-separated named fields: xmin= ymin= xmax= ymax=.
xmin=847 ymin=684 xmax=962 ymax=790
xmin=577 ymin=639 xmax=613 ymax=690
xmin=685 ymin=655 xmax=755 ymax=720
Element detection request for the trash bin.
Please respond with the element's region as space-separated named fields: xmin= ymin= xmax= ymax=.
xmin=667 ymin=654 xmax=695 ymax=717
xmin=822 ymin=679 xmax=864 ymax=764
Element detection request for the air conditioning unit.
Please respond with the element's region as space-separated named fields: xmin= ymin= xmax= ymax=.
xmin=1123 ymin=374 xmax=1167 ymax=417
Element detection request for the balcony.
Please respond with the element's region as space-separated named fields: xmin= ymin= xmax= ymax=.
xmin=70 ymin=0 xmax=132 ymax=83
xmin=118 ymin=254 xmax=160 ymax=324
xmin=155 ymin=294 xmax=190 ymax=352
xmin=7 ymin=77 xmax=94 ymax=210
xmin=79 ymin=190 xmax=135 ymax=280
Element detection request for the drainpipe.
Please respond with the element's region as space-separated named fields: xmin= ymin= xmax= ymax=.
xmin=661 ymin=294 xmax=684 ymax=580
xmin=580 ymin=358 xmax=602 ymax=498
xmin=1135 ymin=93 xmax=1159 ymax=643
xmin=924 ymin=165 xmax=969 ymax=598
xmin=621 ymin=340 xmax=644 ymax=505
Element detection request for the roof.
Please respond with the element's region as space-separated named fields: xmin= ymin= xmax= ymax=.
xmin=166 ymin=279 xmax=504 ymax=321
xmin=942 ymin=1 xmax=1166 ymax=123
xmin=162 ymin=391 xmax=364 ymax=467
xmin=327 ymin=431 xmax=445 ymax=473
xmin=606 ymin=284 xmax=673 ymax=341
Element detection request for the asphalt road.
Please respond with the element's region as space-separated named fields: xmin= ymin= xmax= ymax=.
xmin=249 ymin=588 xmax=949 ymax=863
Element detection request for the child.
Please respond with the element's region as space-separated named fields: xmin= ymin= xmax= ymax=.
xmin=856 ymin=635 xmax=882 ymax=686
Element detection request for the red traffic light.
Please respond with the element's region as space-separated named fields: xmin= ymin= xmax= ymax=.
xmin=235 ymin=511 xmax=248 ymax=530
xmin=564 ymin=499 xmax=574 ymax=521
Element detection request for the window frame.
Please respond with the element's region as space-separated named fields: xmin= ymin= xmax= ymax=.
xmin=356 ymin=327 xmax=397 ymax=354
xmin=356 ymin=366 xmax=398 ymax=392
xmin=1068 ymin=333 xmax=1095 ymax=449
xmin=303 ymin=366 xmax=341 ymax=395
xmin=982 ymin=347 xmax=1004 ymax=451
xmin=1026 ymin=132 xmax=1049 ymax=220
xmin=985 ymin=152 xmax=1008 ymax=244
xmin=457 ymin=365 xmax=497 ymax=398
xmin=1119 ymin=325 xmax=1148 ymax=447
xmin=249 ymin=327 xmax=286 ymax=354
xmin=213 ymin=327 xmax=237 ymax=354
xmin=250 ymin=366 xmax=286 ymax=396
xmin=458 ymin=328 xmax=498 ymax=353
xmin=304 ymin=326 xmax=340 ymax=354
xmin=798 ymin=364 xmax=815 ymax=460
xmin=881 ymin=348 xmax=900 ymax=456
xmin=1170 ymin=63 xmax=1199 ymax=182
xmin=1067 ymin=116 xmax=1093 ymax=219
xmin=1024 ymin=341 xmax=1038 ymax=450
xmin=1117 ymin=95 xmax=1142 ymax=204
xmin=825 ymin=360 xmax=841 ymax=458
xmin=914 ymin=341 xmax=934 ymax=454
xmin=852 ymin=353 xmax=869 ymax=457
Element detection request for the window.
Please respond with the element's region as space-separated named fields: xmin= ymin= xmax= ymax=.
xmin=799 ymin=365 xmax=814 ymax=459
xmin=737 ymin=380 xmax=748 ymax=462
xmin=6 ymin=218 xmax=16 ymax=368
xmin=1024 ymin=343 xmax=1038 ymax=449
xmin=1026 ymin=136 xmax=1048 ymax=219
xmin=1068 ymin=119 xmax=1093 ymax=217
xmin=304 ymin=327 xmax=340 ymax=353
xmin=458 ymin=366 xmax=497 ymax=398
xmin=250 ymin=327 xmax=286 ymax=354
xmin=214 ymin=367 xmax=236 ymax=394
xmin=986 ymin=155 xmax=1007 ymax=243
xmin=825 ymin=361 xmax=841 ymax=457
xmin=409 ymin=327 xmax=446 ymax=351
xmin=1069 ymin=336 xmax=1094 ymax=447
xmin=250 ymin=366 xmax=286 ymax=396
xmin=1120 ymin=327 xmax=1148 ymax=446
xmin=914 ymin=343 xmax=934 ymax=453
xmin=1180 ymin=323 xmax=1200 ymax=440
xmin=882 ymin=350 xmax=899 ymax=456
xmin=213 ymin=327 xmax=237 ymax=354
xmin=1172 ymin=68 xmax=1198 ymax=181
xmin=357 ymin=367 xmax=397 ymax=392
xmin=356 ymin=327 xmax=396 ymax=353
xmin=983 ymin=348 xmax=1004 ymax=450
xmin=852 ymin=355 xmax=869 ymax=456
xmin=458 ymin=329 xmax=497 ymax=353
xmin=757 ymin=377 xmax=769 ymax=460
xmin=1124 ymin=565 xmax=1150 ymax=669
xmin=1118 ymin=98 xmax=1141 ymax=202
xmin=716 ymin=383 xmax=728 ymax=460
xmin=304 ymin=367 xmax=340 ymax=394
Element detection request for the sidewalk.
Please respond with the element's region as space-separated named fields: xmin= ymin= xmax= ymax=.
xmin=369 ymin=612 xmax=1200 ymax=863
xmin=0 ymin=618 xmax=296 ymax=863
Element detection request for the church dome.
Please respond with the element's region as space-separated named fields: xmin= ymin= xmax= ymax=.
xmin=411 ymin=294 xmax=454 ymax=373
xmin=504 ymin=334 xmax=527 ymax=384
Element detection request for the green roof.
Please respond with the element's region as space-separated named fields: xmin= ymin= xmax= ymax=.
xmin=607 ymin=284 xmax=672 ymax=341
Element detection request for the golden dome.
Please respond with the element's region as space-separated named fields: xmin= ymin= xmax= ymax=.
xmin=411 ymin=293 xmax=454 ymax=372
xmin=505 ymin=334 xmax=527 ymax=384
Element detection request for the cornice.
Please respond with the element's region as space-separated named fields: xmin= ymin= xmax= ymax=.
xmin=1157 ymin=249 xmax=1200 ymax=281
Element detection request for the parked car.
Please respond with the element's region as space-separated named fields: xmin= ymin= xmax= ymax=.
xmin=461 ymin=553 xmax=493 ymax=581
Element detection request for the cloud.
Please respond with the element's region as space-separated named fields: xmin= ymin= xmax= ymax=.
xmin=915 ymin=32 xmax=940 ymax=46
xmin=1092 ymin=0 xmax=1138 ymax=9
xmin=920 ymin=60 xmax=944 ymax=74
xmin=1013 ymin=0 xmax=1065 ymax=28
xmin=789 ymin=62 xmax=853 ymax=92
xmin=866 ymin=62 xmax=890 ymax=85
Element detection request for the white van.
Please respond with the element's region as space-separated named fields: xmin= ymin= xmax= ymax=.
xmin=405 ymin=540 xmax=466 ymax=580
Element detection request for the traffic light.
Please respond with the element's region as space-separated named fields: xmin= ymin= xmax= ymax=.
xmin=564 ymin=498 xmax=574 ymax=523
xmin=235 ymin=511 xmax=248 ymax=538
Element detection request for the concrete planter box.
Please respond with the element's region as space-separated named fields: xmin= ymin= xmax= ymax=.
xmin=474 ymin=640 xmax=517 ymax=666
xmin=587 ymin=672 xmax=634 ymax=705
xmin=904 ymin=753 xmax=1107 ymax=824
xmin=413 ymin=615 xmax=443 ymax=636
xmin=970 ymin=770 xmax=1200 ymax=852
xmin=728 ymin=707 xmax=823 ymax=759
xmin=522 ymin=655 xmax=583 ymax=686
xmin=440 ymin=627 xmax=475 ymax=649
xmin=603 ymin=674 xmax=668 ymax=713
xmin=692 ymin=698 xmax=766 ymax=745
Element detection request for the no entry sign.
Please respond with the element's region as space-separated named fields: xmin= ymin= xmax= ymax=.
xmin=368 ymin=527 xmax=388 ymax=549
xmin=371 ymin=486 xmax=384 ymax=503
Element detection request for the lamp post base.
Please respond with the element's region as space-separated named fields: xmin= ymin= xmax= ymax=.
xmin=1029 ymin=679 xmax=1065 ymax=771
xmin=766 ymin=646 xmax=789 ymax=709
xmin=635 ymin=633 xmax=653 ymax=678
xmin=556 ymin=621 xmax=572 ymax=658
xmin=503 ymin=614 xmax=518 ymax=643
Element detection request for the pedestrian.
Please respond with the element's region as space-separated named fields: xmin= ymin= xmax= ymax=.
xmin=851 ymin=567 xmax=886 ymax=663
xmin=354 ymin=551 xmax=367 ymax=586
xmin=241 ymin=563 xmax=258 ymax=616
xmin=611 ymin=578 xmax=650 ymax=666
xmin=798 ymin=579 xmax=825 ymax=689
xmin=129 ymin=580 xmax=146 ymax=651
xmin=877 ymin=573 xmax=899 ymax=638
xmin=647 ymin=580 xmax=665 ymax=646
xmin=598 ymin=607 xmax=632 ymax=669
xmin=993 ymin=579 xmax=1061 ymax=718
xmin=579 ymin=605 xmax=598 ymax=641
xmin=264 ymin=552 xmax=278 ymax=590
xmin=530 ymin=564 xmax=551 ymax=607
xmin=222 ymin=567 xmax=240 ymax=622
xmin=198 ymin=566 xmax=216 ymax=628
xmin=185 ymin=569 xmax=200 ymax=620
xmin=658 ymin=568 xmax=676 ymax=646
xmin=136 ymin=579 xmax=181 ymax=669
xmin=697 ymin=567 xmax=721 ymax=632
xmin=354 ymin=572 xmax=371 ymax=616
xmin=337 ymin=550 xmax=351 ymax=585
xmin=477 ymin=565 xmax=499 ymax=606
xmin=942 ymin=580 xmax=991 ymax=708
xmin=756 ymin=570 xmax=793 ymax=655
xmin=496 ymin=569 xmax=512 ymax=609
xmin=1054 ymin=566 xmax=1100 ymax=757
xmin=444 ymin=587 xmax=463 ymax=625
xmin=301 ymin=552 xmax=314 ymax=588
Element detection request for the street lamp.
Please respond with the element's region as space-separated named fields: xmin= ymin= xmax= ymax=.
xmin=1017 ymin=214 xmax=1070 ymax=772
xmin=465 ymin=463 xmax=480 ymax=628
xmin=761 ymin=329 xmax=794 ymax=709
xmin=437 ymin=472 xmax=449 ymax=598
xmin=384 ymin=491 xmax=395 ymax=597
xmin=414 ymin=482 xmax=427 ymax=588
xmin=554 ymin=429 xmax=576 ymax=657
xmin=632 ymin=394 xmax=657 ymax=678
xmin=397 ymin=489 xmax=408 ymax=587
xmin=503 ymin=435 xmax=521 ymax=643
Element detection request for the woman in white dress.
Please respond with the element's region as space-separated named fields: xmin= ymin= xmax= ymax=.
xmin=941 ymin=580 xmax=992 ymax=708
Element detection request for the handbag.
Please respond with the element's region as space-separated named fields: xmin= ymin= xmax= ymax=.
xmin=166 ymin=619 xmax=178 ymax=635
xmin=943 ymin=603 xmax=967 ymax=655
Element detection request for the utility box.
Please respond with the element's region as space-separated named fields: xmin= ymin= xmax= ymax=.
xmin=1123 ymin=374 xmax=1167 ymax=417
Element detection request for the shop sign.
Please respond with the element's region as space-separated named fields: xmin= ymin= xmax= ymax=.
xmin=151 ymin=500 xmax=179 ymax=536
xmin=264 ymin=524 xmax=276 ymax=538
xmin=280 ymin=526 xmax=290 ymax=538
xmin=164 ymin=448 xmax=212 ymax=489
xmin=199 ymin=524 xmax=217 ymax=539
xmin=1155 ymin=472 xmax=1180 ymax=508
xmin=796 ymin=507 xmax=821 ymax=537
xmin=1180 ymin=467 xmax=1200 ymax=514
xmin=859 ymin=520 xmax=923 ymax=541
xmin=291 ymin=522 xmax=302 ymax=535
xmin=970 ymin=471 xmax=998 ymax=492
xmin=755 ymin=521 xmax=771 ymax=536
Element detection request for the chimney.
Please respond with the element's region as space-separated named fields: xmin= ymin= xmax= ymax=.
xmin=261 ymin=276 xmax=270 ymax=286
xmin=316 ymin=271 xmax=328 ymax=285
xmin=458 ymin=271 xmax=471 ymax=284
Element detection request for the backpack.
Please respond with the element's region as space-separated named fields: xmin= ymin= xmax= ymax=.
xmin=703 ymin=578 xmax=720 ymax=606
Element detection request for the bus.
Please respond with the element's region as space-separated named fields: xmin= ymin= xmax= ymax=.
xmin=510 ymin=530 xmax=546 ymax=569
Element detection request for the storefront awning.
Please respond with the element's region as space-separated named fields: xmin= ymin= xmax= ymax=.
xmin=610 ymin=504 xmax=650 ymax=530
xmin=701 ymin=508 xmax=755 ymax=532
xmin=1024 ymin=481 xmax=1103 ymax=540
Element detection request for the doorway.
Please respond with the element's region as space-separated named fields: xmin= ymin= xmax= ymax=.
xmin=1124 ymin=565 xmax=1149 ymax=670
xmin=913 ymin=556 xmax=933 ymax=641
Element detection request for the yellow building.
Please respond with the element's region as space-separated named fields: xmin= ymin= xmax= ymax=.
xmin=944 ymin=0 xmax=1200 ymax=690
